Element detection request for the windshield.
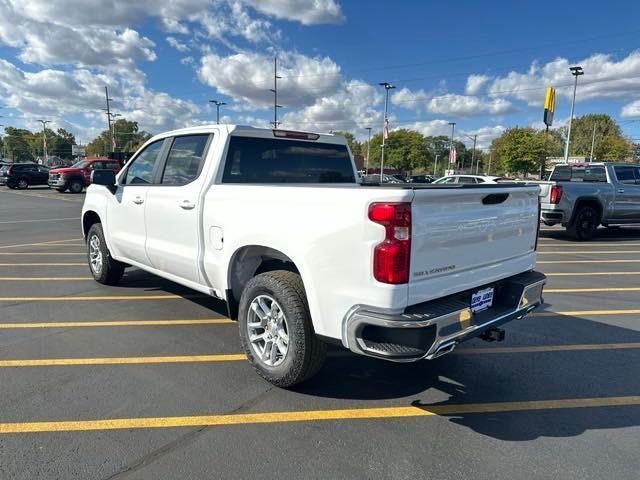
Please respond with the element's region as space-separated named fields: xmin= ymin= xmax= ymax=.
xmin=71 ymin=160 xmax=89 ymax=169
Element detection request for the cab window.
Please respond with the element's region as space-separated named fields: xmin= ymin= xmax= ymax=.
xmin=160 ymin=135 xmax=209 ymax=185
xmin=123 ymin=140 xmax=164 ymax=185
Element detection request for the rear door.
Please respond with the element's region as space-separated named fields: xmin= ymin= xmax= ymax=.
xmin=145 ymin=134 xmax=212 ymax=283
xmin=36 ymin=165 xmax=49 ymax=184
xmin=611 ymin=165 xmax=640 ymax=222
xmin=407 ymin=185 xmax=539 ymax=305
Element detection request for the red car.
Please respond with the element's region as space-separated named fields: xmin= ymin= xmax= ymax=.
xmin=48 ymin=158 xmax=121 ymax=193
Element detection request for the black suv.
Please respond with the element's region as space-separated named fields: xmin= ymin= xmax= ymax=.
xmin=0 ymin=163 xmax=50 ymax=189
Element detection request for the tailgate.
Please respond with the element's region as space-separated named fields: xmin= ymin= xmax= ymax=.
xmin=536 ymin=182 xmax=553 ymax=203
xmin=408 ymin=185 xmax=539 ymax=306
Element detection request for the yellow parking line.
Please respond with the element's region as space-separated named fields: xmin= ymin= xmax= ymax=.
xmin=0 ymin=238 xmax=82 ymax=249
xmin=1 ymin=395 xmax=638 ymax=434
xmin=0 ymin=263 xmax=85 ymax=266
xmin=0 ymin=354 xmax=246 ymax=367
xmin=0 ymin=252 xmax=83 ymax=255
xmin=0 ymin=277 xmax=92 ymax=281
xmin=538 ymin=250 xmax=640 ymax=254
xmin=1 ymin=342 xmax=636 ymax=367
xmin=536 ymin=309 xmax=640 ymax=316
xmin=545 ymin=271 xmax=640 ymax=276
xmin=545 ymin=287 xmax=640 ymax=293
xmin=538 ymin=259 xmax=640 ymax=264
xmin=0 ymin=294 xmax=208 ymax=301
xmin=0 ymin=319 xmax=234 ymax=328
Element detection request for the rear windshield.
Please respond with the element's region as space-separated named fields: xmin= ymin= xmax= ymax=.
xmin=222 ymin=136 xmax=355 ymax=184
xmin=550 ymin=165 xmax=606 ymax=182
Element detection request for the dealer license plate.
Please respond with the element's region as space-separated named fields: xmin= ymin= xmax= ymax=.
xmin=471 ymin=287 xmax=494 ymax=313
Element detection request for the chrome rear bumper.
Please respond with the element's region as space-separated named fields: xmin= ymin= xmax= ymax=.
xmin=342 ymin=271 xmax=546 ymax=362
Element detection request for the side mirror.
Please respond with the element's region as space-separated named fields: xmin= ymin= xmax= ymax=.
xmin=91 ymin=169 xmax=117 ymax=193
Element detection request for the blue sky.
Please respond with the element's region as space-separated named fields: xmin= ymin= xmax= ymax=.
xmin=1 ymin=0 xmax=640 ymax=147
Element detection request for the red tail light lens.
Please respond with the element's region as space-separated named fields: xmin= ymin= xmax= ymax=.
xmin=550 ymin=185 xmax=563 ymax=204
xmin=368 ymin=202 xmax=411 ymax=284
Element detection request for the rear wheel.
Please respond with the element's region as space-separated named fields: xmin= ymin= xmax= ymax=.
xmin=69 ymin=179 xmax=84 ymax=193
xmin=87 ymin=223 xmax=125 ymax=285
xmin=17 ymin=178 xmax=28 ymax=189
xmin=567 ymin=205 xmax=599 ymax=240
xmin=238 ymin=270 xmax=326 ymax=387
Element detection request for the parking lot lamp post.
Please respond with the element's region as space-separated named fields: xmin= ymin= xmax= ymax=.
xmin=379 ymin=82 xmax=396 ymax=182
xmin=433 ymin=154 xmax=439 ymax=176
xmin=37 ymin=119 xmax=51 ymax=163
xmin=448 ymin=122 xmax=456 ymax=172
xmin=209 ymin=100 xmax=227 ymax=124
xmin=564 ymin=66 xmax=584 ymax=162
xmin=365 ymin=127 xmax=372 ymax=174
xmin=464 ymin=134 xmax=477 ymax=173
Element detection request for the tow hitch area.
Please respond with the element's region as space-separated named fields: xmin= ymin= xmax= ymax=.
xmin=479 ymin=328 xmax=505 ymax=342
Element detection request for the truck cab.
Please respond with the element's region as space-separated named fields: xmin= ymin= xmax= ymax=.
xmin=49 ymin=158 xmax=121 ymax=193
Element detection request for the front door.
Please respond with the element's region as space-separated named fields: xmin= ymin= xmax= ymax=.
xmin=612 ymin=165 xmax=640 ymax=222
xmin=145 ymin=134 xmax=212 ymax=284
xmin=106 ymin=139 xmax=166 ymax=266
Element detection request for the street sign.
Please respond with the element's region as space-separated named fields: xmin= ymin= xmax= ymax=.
xmin=543 ymin=86 xmax=555 ymax=127
xmin=71 ymin=144 xmax=86 ymax=156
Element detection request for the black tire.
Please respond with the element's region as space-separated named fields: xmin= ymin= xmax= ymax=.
xmin=567 ymin=205 xmax=600 ymax=240
xmin=86 ymin=223 xmax=125 ymax=285
xmin=238 ymin=270 xmax=327 ymax=387
xmin=69 ymin=179 xmax=84 ymax=193
xmin=16 ymin=178 xmax=28 ymax=189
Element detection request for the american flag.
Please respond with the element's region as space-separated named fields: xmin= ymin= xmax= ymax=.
xmin=383 ymin=117 xmax=389 ymax=140
xmin=112 ymin=135 xmax=117 ymax=150
xmin=449 ymin=147 xmax=457 ymax=164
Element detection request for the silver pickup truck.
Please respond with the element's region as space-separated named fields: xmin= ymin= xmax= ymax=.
xmin=539 ymin=162 xmax=640 ymax=240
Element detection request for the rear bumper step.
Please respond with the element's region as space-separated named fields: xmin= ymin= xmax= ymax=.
xmin=342 ymin=270 xmax=546 ymax=362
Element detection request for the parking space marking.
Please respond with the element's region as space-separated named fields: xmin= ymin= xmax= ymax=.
xmin=538 ymin=259 xmax=640 ymax=264
xmin=0 ymin=263 xmax=85 ymax=266
xmin=0 ymin=217 xmax=79 ymax=225
xmin=0 ymin=190 xmax=83 ymax=203
xmin=545 ymin=287 xmax=640 ymax=293
xmin=538 ymin=250 xmax=640 ymax=254
xmin=536 ymin=309 xmax=640 ymax=316
xmin=0 ymin=238 xmax=82 ymax=249
xmin=545 ymin=271 xmax=640 ymax=276
xmin=2 ymin=342 xmax=637 ymax=367
xmin=0 ymin=319 xmax=234 ymax=328
xmin=0 ymin=277 xmax=92 ymax=281
xmin=0 ymin=252 xmax=84 ymax=256
xmin=1 ymin=395 xmax=638 ymax=434
xmin=0 ymin=294 xmax=209 ymax=301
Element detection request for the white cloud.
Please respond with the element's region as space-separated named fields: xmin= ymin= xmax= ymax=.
xmin=621 ymin=100 xmax=640 ymax=118
xmin=398 ymin=119 xmax=453 ymax=137
xmin=391 ymin=87 xmax=430 ymax=108
xmin=241 ymin=0 xmax=344 ymax=25
xmin=427 ymin=94 xmax=514 ymax=117
xmin=166 ymin=36 xmax=190 ymax=52
xmin=487 ymin=51 xmax=640 ymax=105
xmin=280 ymin=80 xmax=382 ymax=132
xmin=465 ymin=74 xmax=490 ymax=95
xmin=198 ymin=50 xmax=341 ymax=108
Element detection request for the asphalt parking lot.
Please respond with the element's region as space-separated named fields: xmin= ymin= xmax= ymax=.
xmin=0 ymin=186 xmax=639 ymax=480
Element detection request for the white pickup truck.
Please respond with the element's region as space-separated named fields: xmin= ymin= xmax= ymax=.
xmin=82 ymin=125 xmax=546 ymax=387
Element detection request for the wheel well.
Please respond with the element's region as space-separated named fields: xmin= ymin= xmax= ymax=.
xmin=82 ymin=211 xmax=101 ymax=238
xmin=571 ymin=198 xmax=603 ymax=224
xmin=226 ymin=245 xmax=300 ymax=319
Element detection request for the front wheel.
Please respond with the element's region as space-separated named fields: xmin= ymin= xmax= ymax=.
xmin=238 ymin=270 xmax=326 ymax=387
xmin=69 ymin=179 xmax=84 ymax=193
xmin=86 ymin=223 xmax=125 ymax=285
xmin=567 ymin=205 xmax=600 ymax=240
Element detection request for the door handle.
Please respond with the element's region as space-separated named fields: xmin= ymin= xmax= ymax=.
xmin=180 ymin=200 xmax=196 ymax=210
xmin=618 ymin=189 xmax=625 ymax=193
xmin=133 ymin=196 xmax=144 ymax=205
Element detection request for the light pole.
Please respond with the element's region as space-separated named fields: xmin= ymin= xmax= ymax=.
xmin=448 ymin=122 xmax=456 ymax=172
xmin=365 ymin=126 xmax=372 ymax=174
xmin=209 ymin=100 xmax=227 ymax=124
xmin=433 ymin=154 xmax=439 ymax=176
xmin=589 ymin=122 xmax=598 ymax=162
xmin=564 ymin=65 xmax=584 ymax=162
xmin=110 ymin=113 xmax=121 ymax=151
xmin=464 ymin=134 xmax=477 ymax=173
xmin=37 ymin=119 xmax=51 ymax=164
xmin=379 ymin=82 xmax=396 ymax=182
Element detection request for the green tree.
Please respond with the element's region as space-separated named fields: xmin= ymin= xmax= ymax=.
xmin=491 ymin=127 xmax=562 ymax=175
xmin=86 ymin=119 xmax=151 ymax=156
xmin=2 ymin=127 xmax=38 ymax=162
xmin=367 ymin=129 xmax=429 ymax=173
xmin=563 ymin=113 xmax=627 ymax=158
xmin=47 ymin=128 xmax=76 ymax=160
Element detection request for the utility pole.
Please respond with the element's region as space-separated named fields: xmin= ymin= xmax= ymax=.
xmin=433 ymin=154 xmax=439 ymax=176
xmin=270 ymin=57 xmax=282 ymax=128
xmin=365 ymin=127 xmax=372 ymax=174
xmin=589 ymin=122 xmax=597 ymax=162
xmin=448 ymin=122 xmax=456 ymax=172
xmin=379 ymin=82 xmax=396 ymax=182
xmin=110 ymin=113 xmax=121 ymax=152
xmin=209 ymin=100 xmax=226 ymax=124
xmin=464 ymin=134 xmax=477 ymax=173
xmin=564 ymin=66 xmax=584 ymax=162
xmin=37 ymin=119 xmax=51 ymax=163
xmin=103 ymin=86 xmax=116 ymax=155
xmin=488 ymin=152 xmax=493 ymax=175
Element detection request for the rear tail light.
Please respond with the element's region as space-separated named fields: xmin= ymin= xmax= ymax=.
xmin=550 ymin=185 xmax=563 ymax=204
xmin=368 ymin=202 xmax=411 ymax=284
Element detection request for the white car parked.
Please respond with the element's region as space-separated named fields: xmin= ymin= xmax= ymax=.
xmin=433 ymin=175 xmax=503 ymax=184
xmin=82 ymin=125 xmax=545 ymax=387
